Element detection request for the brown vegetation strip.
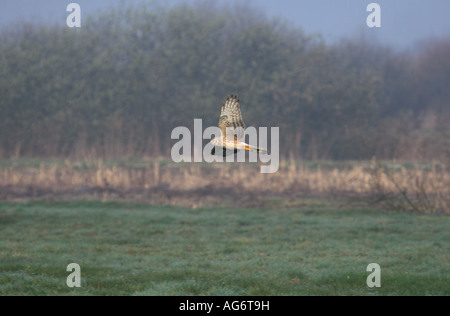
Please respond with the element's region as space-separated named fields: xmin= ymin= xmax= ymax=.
xmin=1 ymin=161 xmax=449 ymax=213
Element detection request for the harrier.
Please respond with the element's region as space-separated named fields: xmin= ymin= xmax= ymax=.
xmin=210 ymin=95 xmax=267 ymax=156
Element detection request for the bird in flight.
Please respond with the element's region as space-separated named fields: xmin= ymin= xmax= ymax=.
xmin=210 ymin=95 xmax=267 ymax=156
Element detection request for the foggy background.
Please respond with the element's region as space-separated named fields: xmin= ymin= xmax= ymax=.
xmin=2 ymin=0 xmax=450 ymax=50
xmin=1 ymin=0 xmax=449 ymax=161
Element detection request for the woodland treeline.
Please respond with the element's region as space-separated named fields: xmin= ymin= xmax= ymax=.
xmin=0 ymin=2 xmax=449 ymax=161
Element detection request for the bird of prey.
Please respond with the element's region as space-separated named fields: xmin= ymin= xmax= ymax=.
xmin=210 ymin=95 xmax=266 ymax=156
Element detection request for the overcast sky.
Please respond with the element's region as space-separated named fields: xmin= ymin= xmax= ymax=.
xmin=1 ymin=0 xmax=449 ymax=51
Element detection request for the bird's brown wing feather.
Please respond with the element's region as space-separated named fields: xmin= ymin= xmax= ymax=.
xmin=218 ymin=94 xmax=246 ymax=141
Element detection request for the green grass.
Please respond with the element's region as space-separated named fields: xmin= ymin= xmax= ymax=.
xmin=0 ymin=201 xmax=448 ymax=295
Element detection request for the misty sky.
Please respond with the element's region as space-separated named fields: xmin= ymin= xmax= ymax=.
xmin=1 ymin=0 xmax=449 ymax=51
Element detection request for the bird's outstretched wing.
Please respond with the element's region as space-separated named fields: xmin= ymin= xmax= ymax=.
xmin=218 ymin=95 xmax=245 ymax=141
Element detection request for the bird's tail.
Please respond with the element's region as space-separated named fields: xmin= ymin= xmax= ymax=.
xmin=244 ymin=144 xmax=267 ymax=154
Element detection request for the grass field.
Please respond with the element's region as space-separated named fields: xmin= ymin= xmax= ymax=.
xmin=0 ymin=200 xmax=448 ymax=295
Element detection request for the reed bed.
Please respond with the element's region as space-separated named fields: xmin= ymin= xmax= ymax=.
xmin=1 ymin=160 xmax=449 ymax=213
